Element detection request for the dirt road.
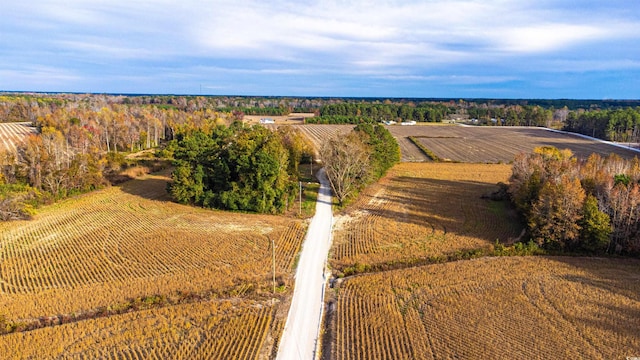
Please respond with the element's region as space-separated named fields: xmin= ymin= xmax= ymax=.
xmin=277 ymin=168 xmax=333 ymax=360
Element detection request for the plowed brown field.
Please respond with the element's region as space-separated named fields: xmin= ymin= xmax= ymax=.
xmin=386 ymin=125 xmax=640 ymax=162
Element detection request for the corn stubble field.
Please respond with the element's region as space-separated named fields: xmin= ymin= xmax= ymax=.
xmin=0 ymin=170 xmax=306 ymax=359
xmin=2 ymin=122 xmax=640 ymax=359
xmin=330 ymin=162 xmax=522 ymax=271
xmin=323 ymin=124 xmax=640 ymax=360
xmin=332 ymin=256 xmax=640 ymax=359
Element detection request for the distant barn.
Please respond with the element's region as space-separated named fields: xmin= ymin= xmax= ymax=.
xmin=260 ymin=118 xmax=275 ymax=124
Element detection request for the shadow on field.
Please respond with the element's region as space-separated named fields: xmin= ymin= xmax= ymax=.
xmin=549 ymin=256 xmax=640 ymax=341
xmin=353 ymin=176 xmax=523 ymax=242
xmin=118 ymin=175 xmax=173 ymax=202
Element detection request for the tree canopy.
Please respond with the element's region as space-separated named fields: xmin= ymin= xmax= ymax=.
xmin=509 ymin=147 xmax=640 ymax=254
xmin=168 ymin=123 xmax=310 ymax=214
xmin=320 ymin=124 xmax=400 ymax=205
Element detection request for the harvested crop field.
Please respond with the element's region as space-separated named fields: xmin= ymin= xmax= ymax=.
xmin=262 ymin=124 xmax=355 ymax=158
xmin=1 ymin=298 xmax=282 ymax=359
xmin=386 ymin=125 xmax=640 ymax=162
xmin=329 ymin=162 xmax=522 ymax=272
xmin=284 ymin=124 xmax=640 ymax=163
xmin=0 ymin=169 xmax=305 ymax=333
xmin=330 ymin=256 xmax=640 ymax=360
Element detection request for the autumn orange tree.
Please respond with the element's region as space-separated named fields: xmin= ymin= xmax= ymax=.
xmin=320 ymin=124 xmax=399 ymax=205
xmin=320 ymin=131 xmax=371 ymax=204
xmin=510 ymin=146 xmax=640 ymax=254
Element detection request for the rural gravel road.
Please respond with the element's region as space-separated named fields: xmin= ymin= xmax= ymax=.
xmin=277 ymin=168 xmax=333 ymax=360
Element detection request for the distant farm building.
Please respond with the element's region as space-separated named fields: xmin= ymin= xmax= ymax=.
xmin=260 ymin=118 xmax=275 ymax=124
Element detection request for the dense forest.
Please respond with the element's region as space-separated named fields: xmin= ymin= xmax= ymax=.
xmin=563 ymin=107 xmax=640 ymax=143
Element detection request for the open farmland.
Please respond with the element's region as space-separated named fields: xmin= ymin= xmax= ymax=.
xmin=0 ymin=299 xmax=280 ymax=359
xmin=262 ymin=124 xmax=355 ymax=158
xmin=329 ymin=162 xmax=522 ymax=273
xmin=0 ymin=122 xmax=36 ymax=152
xmin=330 ymin=256 xmax=640 ymax=359
xmin=0 ymin=170 xmax=306 ymax=358
xmin=386 ymin=125 xmax=640 ymax=162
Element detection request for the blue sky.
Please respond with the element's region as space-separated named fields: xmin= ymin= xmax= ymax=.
xmin=2 ymin=0 xmax=639 ymax=98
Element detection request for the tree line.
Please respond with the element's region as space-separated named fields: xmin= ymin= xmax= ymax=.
xmin=310 ymin=103 xmax=449 ymax=124
xmin=509 ymin=146 xmax=640 ymax=254
xmin=563 ymin=107 xmax=640 ymax=143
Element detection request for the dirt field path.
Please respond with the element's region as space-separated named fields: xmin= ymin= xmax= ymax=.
xmin=277 ymin=169 xmax=333 ymax=360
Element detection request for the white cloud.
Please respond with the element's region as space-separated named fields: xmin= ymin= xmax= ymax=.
xmin=3 ymin=0 xmax=640 ymax=96
xmin=187 ymin=0 xmax=639 ymax=71
xmin=493 ymin=23 xmax=612 ymax=53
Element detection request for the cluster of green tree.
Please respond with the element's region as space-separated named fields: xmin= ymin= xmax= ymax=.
xmin=320 ymin=124 xmax=400 ymax=204
xmin=318 ymin=103 xmax=449 ymax=123
xmin=563 ymin=107 xmax=640 ymax=142
xmin=168 ymin=123 xmax=313 ymax=214
xmin=509 ymin=146 xmax=640 ymax=254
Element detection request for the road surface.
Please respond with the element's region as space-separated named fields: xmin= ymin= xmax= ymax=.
xmin=277 ymin=168 xmax=333 ymax=360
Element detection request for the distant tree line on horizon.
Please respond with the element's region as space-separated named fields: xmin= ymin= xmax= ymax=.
xmin=307 ymin=103 xmax=449 ymax=124
xmin=3 ymin=93 xmax=640 ymax=143
xmin=563 ymin=107 xmax=640 ymax=143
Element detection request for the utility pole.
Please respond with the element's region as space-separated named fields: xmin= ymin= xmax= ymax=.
xmin=269 ymin=235 xmax=276 ymax=294
xmin=299 ymin=181 xmax=302 ymax=215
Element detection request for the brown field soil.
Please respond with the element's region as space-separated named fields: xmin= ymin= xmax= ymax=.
xmin=387 ymin=125 xmax=640 ymax=163
xmin=0 ymin=169 xmax=305 ymax=332
xmin=260 ymin=124 xmax=355 ymax=158
xmin=330 ymin=256 xmax=640 ymax=360
xmin=0 ymin=122 xmax=36 ymax=152
xmin=244 ymin=112 xmax=315 ymax=125
xmin=329 ymin=162 xmax=522 ymax=272
xmin=1 ymin=298 xmax=283 ymax=359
